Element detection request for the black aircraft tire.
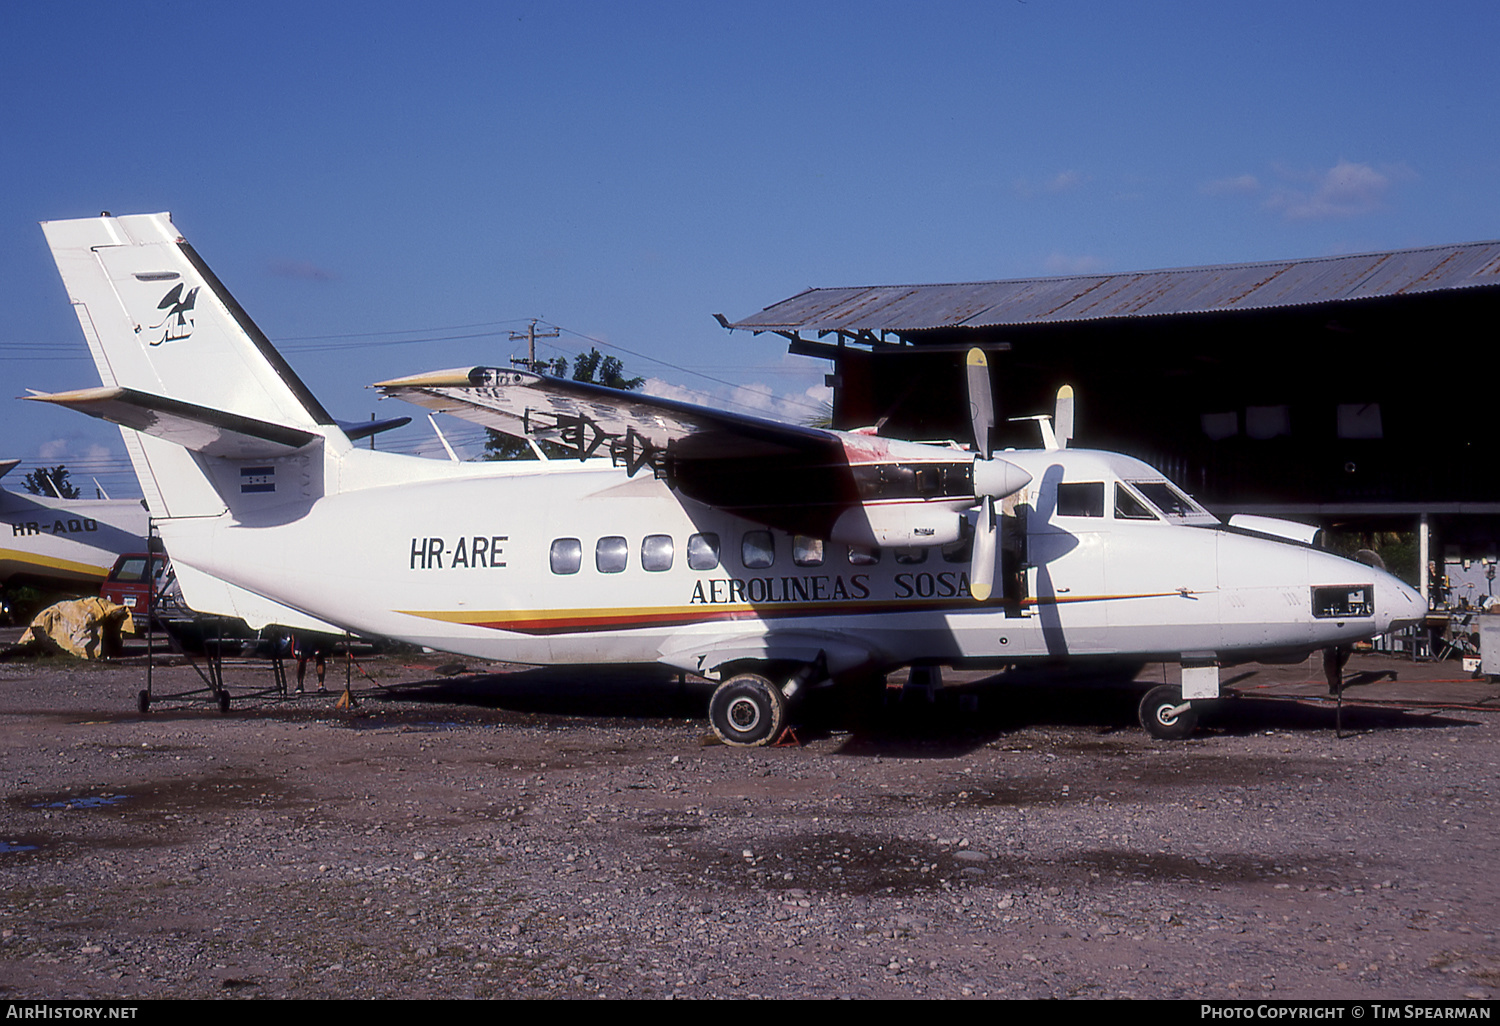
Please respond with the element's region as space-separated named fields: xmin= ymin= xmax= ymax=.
xmin=1139 ymin=684 xmax=1197 ymax=740
xmin=709 ymin=674 xmax=787 ymax=747
xmin=137 ymin=690 xmax=150 ymax=715
xmin=217 ymin=691 xmax=231 ymax=715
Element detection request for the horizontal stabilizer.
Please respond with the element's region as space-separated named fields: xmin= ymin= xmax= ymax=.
xmin=340 ymin=415 xmax=412 ymax=442
xmin=26 ymin=386 xmax=318 ymax=459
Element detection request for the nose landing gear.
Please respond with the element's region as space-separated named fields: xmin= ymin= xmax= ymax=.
xmin=1139 ymin=684 xmax=1197 ymax=740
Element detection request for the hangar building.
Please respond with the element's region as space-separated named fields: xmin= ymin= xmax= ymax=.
xmin=724 ymin=241 xmax=1500 ymax=606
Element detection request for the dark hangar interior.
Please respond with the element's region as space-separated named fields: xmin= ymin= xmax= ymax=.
xmin=724 ymin=241 xmax=1500 ymax=605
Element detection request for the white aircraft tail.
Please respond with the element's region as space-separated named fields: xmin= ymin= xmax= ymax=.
xmin=34 ymin=213 xmax=349 ymax=519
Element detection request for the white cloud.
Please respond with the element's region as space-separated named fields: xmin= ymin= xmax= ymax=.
xmin=36 ymin=440 xmax=114 ymax=462
xmin=1045 ymin=169 xmax=1085 ymax=193
xmin=1014 ymin=169 xmax=1089 ymax=199
xmin=1200 ymin=173 xmax=1261 ymax=196
xmin=642 ymin=377 xmax=830 ymax=425
xmin=1264 ymin=160 xmax=1405 ymax=220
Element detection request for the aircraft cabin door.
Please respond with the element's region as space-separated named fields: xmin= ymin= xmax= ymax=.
xmin=1027 ymin=471 xmax=1111 ymax=655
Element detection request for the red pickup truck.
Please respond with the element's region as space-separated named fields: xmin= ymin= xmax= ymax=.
xmin=99 ymin=552 xmax=171 ymax=618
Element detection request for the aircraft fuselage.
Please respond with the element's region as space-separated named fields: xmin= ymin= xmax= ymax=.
xmin=155 ymin=444 xmax=1425 ymax=681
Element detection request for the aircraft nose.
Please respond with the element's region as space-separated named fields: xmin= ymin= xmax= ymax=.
xmin=1379 ymin=573 xmax=1427 ymax=632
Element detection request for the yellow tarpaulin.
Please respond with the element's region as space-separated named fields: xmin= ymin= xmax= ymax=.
xmin=19 ymin=598 xmax=135 ymax=659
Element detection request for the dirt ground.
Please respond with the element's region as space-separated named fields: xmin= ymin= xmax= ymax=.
xmin=0 ymin=632 xmax=1497 ymax=1000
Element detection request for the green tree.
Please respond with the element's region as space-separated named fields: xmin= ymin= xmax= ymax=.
xmin=22 ymin=465 xmax=80 ymax=499
xmin=482 ymin=350 xmax=643 ymax=461
xmin=571 ymin=348 xmax=645 ymax=391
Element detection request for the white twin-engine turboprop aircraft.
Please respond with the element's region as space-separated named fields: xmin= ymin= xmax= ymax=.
xmin=33 ymin=212 xmax=1427 ymax=744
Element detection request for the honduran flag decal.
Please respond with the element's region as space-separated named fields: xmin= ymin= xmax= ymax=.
xmin=240 ymin=466 xmax=275 ymax=493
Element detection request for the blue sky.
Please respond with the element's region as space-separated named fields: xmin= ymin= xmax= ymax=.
xmin=4 ymin=1 xmax=1498 ymax=497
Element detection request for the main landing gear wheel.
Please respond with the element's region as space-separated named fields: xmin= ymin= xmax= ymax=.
xmin=137 ymin=690 xmax=150 ymax=715
xmin=217 ymin=691 xmax=231 ymax=714
xmin=708 ymin=673 xmax=787 ymax=747
xmin=1139 ymin=684 xmax=1197 ymax=740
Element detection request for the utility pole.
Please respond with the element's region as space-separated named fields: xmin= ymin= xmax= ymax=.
xmin=509 ymin=319 xmax=561 ymax=374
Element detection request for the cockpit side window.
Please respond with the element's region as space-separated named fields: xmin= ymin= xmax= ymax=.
xmin=1129 ymin=480 xmax=1209 ymax=519
xmin=1113 ymin=483 xmax=1159 ymax=521
xmin=1055 ymin=482 xmax=1105 ymax=518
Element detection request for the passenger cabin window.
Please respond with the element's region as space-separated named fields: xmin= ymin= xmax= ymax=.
xmin=688 ymin=533 xmax=720 ymax=571
xmin=848 ymin=546 xmax=881 ymax=566
xmin=793 ymin=536 xmax=825 ymax=567
xmin=550 ymin=538 xmax=582 ymax=575
xmin=741 ymin=531 xmax=775 ymax=569
xmin=641 ymin=534 xmax=673 ymax=572
xmin=596 ymin=536 xmax=629 ymax=573
xmin=1055 ymin=482 xmax=1105 ymax=518
xmin=1113 ymin=485 xmax=1158 ymax=521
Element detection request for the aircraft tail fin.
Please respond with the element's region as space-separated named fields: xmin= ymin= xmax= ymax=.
xmin=41 ymin=213 xmax=336 ymax=430
xmin=39 ymin=213 xmax=347 ymax=518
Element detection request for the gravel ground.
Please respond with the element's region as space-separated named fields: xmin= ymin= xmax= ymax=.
xmin=1 ymin=637 xmax=1497 ymax=1000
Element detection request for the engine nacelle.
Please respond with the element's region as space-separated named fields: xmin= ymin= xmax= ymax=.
xmin=827 ymin=501 xmax=967 ymax=548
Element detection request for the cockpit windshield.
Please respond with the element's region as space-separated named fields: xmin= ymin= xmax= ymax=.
xmin=1125 ymin=480 xmax=1216 ymax=523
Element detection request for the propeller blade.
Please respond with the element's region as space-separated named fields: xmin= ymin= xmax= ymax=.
xmin=1054 ymin=385 xmax=1074 ymax=449
xmin=965 ymin=348 xmax=994 ymax=456
xmin=970 ymin=496 xmax=998 ymax=601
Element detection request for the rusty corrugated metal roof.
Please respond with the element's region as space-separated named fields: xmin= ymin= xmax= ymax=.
xmin=729 ymin=240 xmax=1500 ymax=334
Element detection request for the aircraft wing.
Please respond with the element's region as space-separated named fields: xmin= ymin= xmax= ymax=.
xmin=374 ymin=367 xmax=841 ymax=471
xmin=374 ymin=365 xmax=1025 ymax=551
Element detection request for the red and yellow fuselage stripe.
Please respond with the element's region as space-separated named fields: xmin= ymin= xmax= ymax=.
xmin=395 ymin=591 xmax=1189 ymax=636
